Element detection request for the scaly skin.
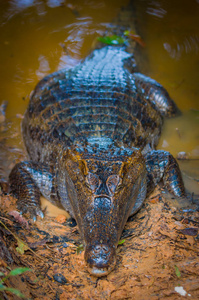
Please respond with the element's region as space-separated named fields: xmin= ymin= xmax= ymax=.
xmin=9 ymin=8 xmax=185 ymax=277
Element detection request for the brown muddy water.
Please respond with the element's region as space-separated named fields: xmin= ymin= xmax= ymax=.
xmin=0 ymin=0 xmax=198 ymax=207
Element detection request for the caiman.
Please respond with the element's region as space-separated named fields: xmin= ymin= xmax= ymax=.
xmin=9 ymin=1 xmax=186 ymax=277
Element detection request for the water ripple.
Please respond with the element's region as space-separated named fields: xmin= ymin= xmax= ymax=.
xmin=163 ymin=34 xmax=199 ymax=59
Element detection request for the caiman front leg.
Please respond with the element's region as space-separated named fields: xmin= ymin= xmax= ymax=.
xmin=132 ymin=72 xmax=179 ymax=117
xmin=144 ymin=150 xmax=186 ymax=198
xmin=9 ymin=161 xmax=55 ymax=220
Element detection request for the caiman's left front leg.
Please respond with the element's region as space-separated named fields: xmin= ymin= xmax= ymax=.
xmin=144 ymin=150 xmax=186 ymax=197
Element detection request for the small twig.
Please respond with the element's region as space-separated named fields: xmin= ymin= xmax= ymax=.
xmin=174 ymin=242 xmax=197 ymax=251
xmin=0 ymin=216 xmax=13 ymax=226
xmin=181 ymin=171 xmax=199 ymax=182
xmin=187 ymin=218 xmax=199 ymax=225
xmin=175 ymin=127 xmax=181 ymax=139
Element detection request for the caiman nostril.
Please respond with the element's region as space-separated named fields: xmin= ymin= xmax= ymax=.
xmin=93 ymin=244 xmax=109 ymax=254
xmin=85 ymin=244 xmax=116 ymax=277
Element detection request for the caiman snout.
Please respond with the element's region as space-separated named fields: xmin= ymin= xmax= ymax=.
xmin=85 ymin=244 xmax=116 ymax=277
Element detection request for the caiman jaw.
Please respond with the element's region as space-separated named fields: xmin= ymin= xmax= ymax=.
xmin=84 ymin=244 xmax=116 ymax=277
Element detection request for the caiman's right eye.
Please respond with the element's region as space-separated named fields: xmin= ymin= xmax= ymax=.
xmin=107 ymin=175 xmax=123 ymax=194
xmin=85 ymin=172 xmax=100 ymax=192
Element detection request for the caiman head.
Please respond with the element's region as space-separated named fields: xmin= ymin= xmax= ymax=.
xmin=60 ymin=148 xmax=147 ymax=277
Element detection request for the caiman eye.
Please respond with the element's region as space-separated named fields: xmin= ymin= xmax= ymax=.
xmin=86 ymin=172 xmax=100 ymax=192
xmin=106 ymin=175 xmax=122 ymax=194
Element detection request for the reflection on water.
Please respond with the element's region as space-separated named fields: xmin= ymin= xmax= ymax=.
xmin=146 ymin=2 xmax=167 ymax=18
xmin=0 ymin=0 xmax=198 ymax=195
xmin=36 ymin=55 xmax=50 ymax=79
xmin=163 ymin=35 xmax=199 ymax=60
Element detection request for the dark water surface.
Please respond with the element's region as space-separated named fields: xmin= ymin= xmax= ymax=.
xmin=0 ymin=0 xmax=198 ymax=194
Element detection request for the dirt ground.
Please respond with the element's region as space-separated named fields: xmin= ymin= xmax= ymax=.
xmin=0 ymin=186 xmax=199 ymax=300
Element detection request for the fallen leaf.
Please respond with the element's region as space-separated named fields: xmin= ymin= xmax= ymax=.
xmin=174 ymin=265 xmax=181 ymax=278
xmin=180 ymin=228 xmax=198 ymax=236
xmin=118 ymin=239 xmax=126 ymax=245
xmin=16 ymin=239 xmax=29 ymax=254
xmin=124 ymin=30 xmax=146 ymax=47
xmin=9 ymin=267 xmax=30 ymax=276
xmin=76 ymin=244 xmax=84 ymax=254
xmin=97 ymin=35 xmax=126 ymax=45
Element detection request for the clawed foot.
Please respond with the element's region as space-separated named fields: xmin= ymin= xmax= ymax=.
xmin=17 ymin=202 xmax=44 ymax=222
